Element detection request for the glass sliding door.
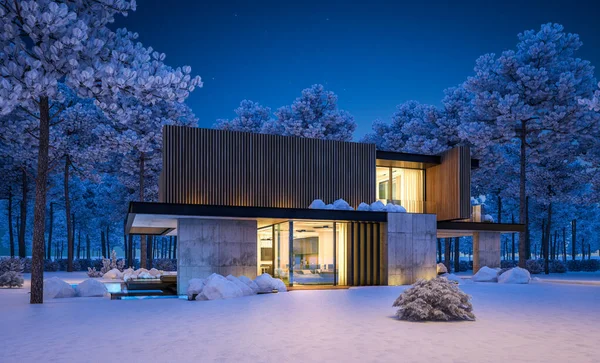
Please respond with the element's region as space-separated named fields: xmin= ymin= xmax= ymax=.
xmin=292 ymin=221 xmax=335 ymax=285
xmin=273 ymin=222 xmax=290 ymax=284
xmin=257 ymin=226 xmax=274 ymax=276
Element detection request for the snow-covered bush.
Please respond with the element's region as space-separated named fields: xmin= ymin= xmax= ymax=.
xmin=580 ymin=260 xmax=600 ymax=272
xmin=238 ymin=275 xmax=260 ymax=293
xmin=309 ymin=199 xmax=326 ymax=209
xmin=459 ymin=261 xmax=471 ymax=272
xmin=196 ymin=273 xmax=244 ymax=300
xmin=392 ymin=278 xmax=475 ymax=321
xmin=226 ymin=275 xmax=255 ymax=296
xmin=0 ymin=271 xmax=24 ymax=288
xmin=472 ymin=266 xmax=499 ymax=282
xmin=153 ymin=259 xmax=177 ymax=271
xmin=370 ymin=200 xmax=386 ymax=211
xmin=43 ymin=277 xmax=76 ymax=299
xmin=498 ymin=267 xmax=531 ymax=284
xmin=254 ymin=273 xmax=287 ymax=292
xmin=102 ymin=268 xmax=123 ymax=280
xmin=187 ymin=278 xmax=205 ymax=299
xmin=88 ymin=250 xmax=126 ymax=277
xmin=436 ymin=263 xmax=448 ymax=275
xmin=549 ymin=260 xmax=567 ymax=273
xmin=440 ymin=273 xmax=465 ymax=285
xmin=333 ymin=199 xmax=353 ymax=210
xmin=482 ymin=214 xmax=494 ymax=223
xmin=76 ymin=279 xmax=108 ymax=297
xmin=385 ymin=203 xmax=407 ymax=213
xmin=0 ymin=257 xmax=24 ymax=274
xmin=357 ymin=202 xmax=370 ymax=211
xmin=525 ymin=260 xmax=543 ymax=274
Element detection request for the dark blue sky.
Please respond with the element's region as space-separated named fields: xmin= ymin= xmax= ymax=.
xmin=114 ymin=0 xmax=600 ymax=138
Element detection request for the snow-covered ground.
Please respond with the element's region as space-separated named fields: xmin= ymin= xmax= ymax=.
xmin=1 ymin=276 xmax=599 ymax=363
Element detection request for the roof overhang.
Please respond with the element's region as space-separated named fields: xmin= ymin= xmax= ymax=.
xmin=376 ymin=150 xmax=479 ymax=169
xmin=126 ymin=202 xmax=388 ymax=235
xmin=437 ymin=221 xmax=525 ymax=238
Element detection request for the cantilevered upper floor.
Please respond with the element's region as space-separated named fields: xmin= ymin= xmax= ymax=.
xmin=158 ymin=126 xmax=476 ymax=222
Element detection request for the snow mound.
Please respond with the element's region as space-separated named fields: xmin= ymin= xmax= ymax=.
xmin=238 ymin=275 xmax=260 ymax=293
xmin=357 ymin=202 xmax=370 ymax=211
xmin=385 ymin=203 xmax=407 ymax=213
xmin=43 ymin=277 xmax=76 ymax=299
xmin=324 ymin=204 xmax=334 ymax=209
xmin=76 ymin=279 xmax=108 ymax=297
xmin=226 ymin=275 xmax=255 ymax=296
xmin=333 ymin=199 xmax=353 ymax=210
xmin=498 ymin=267 xmax=531 ymax=284
xmin=254 ymin=273 xmax=287 ymax=293
xmin=436 ymin=263 xmax=448 ymax=275
xmin=138 ymin=271 xmax=155 ymax=279
xmin=370 ymin=200 xmax=386 ymax=211
xmin=187 ymin=278 xmax=205 ymax=298
xmin=483 ymin=214 xmax=494 ymax=222
xmin=441 ymin=273 xmax=464 ymax=285
xmin=102 ymin=268 xmax=122 ymax=280
xmin=309 ymin=199 xmax=326 ymax=209
xmin=149 ymin=268 xmax=161 ymax=277
xmin=472 ymin=266 xmax=499 ymax=282
xmin=197 ymin=273 xmax=243 ymax=300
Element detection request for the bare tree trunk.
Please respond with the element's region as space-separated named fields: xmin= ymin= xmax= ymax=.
xmin=168 ymin=236 xmax=172 ymax=259
xmin=587 ymin=242 xmax=591 ymax=259
xmin=173 ymin=236 xmax=177 ymax=260
xmin=147 ymin=235 xmax=153 ymax=269
xmin=511 ymin=214 xmax=515 ymax=262
xmin=571 ymin=219 xmax=577 ymax=260
xmin=76 ymin=219 xmax=81 ymax=260
xmin=139 ymin=153 xmax=147 ymax=269
xmin=19 ymin=169 xmax=27 ymax=258
xmin=497 ymin=195 xmax=502 ymax=223
xmin=543 ymin=204 xmax=552 ymax=274
xmin=562 ymin=227 xmax=566 ymax=262
xmin=47 ymin=203 xmax=53 ymax=259
xmin=437 ymin=239 xmax=442 ymax=262
xmin=8 ymin=187 xmax=15 ymax=257
xmin=454 ymin=237 xmax=460 ymax=272
xmin=64 ymin=156 xmax=74 ymax=272
xmin=444 ymin=238 xmax=451 ymax=272
xmin=518 ymin=122 xmax=528 ymax=268
xmin=101 ymin=230 xmax=106 ymax=258
xmin=128 ymin=234 xmax=133 ymax=267
xmin=581 ymin=235 xmax=585 ymax=261
xmin=30 ymin=96 xmax=51 ymax=304
xmin=106 ymin=225 xmax=110 ymax=255
xmin=86 ymin=234 xmax=91 ymax=260
xmin=123 ymin=219 xmax=128 ymax=264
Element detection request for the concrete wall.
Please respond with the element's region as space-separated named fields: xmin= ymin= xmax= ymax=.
xmin=177 ymin=218 xmax=257 ymax=295
xmin=473 ymin=231 xmax=501 ymax=273
xmin=386 ymin=213 xmax=437 ymax=285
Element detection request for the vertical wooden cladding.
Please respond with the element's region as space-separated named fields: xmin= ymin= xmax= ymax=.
xmin=161 ymin=126 xmax=376 ymax=208
xmin=425 ymin=146 xmax=471 ymax=221
xmin=346 ymin=222 xmax=383 ymax=286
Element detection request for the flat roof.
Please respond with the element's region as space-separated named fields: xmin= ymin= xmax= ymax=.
xmin=126 ymin=202 xmax=388 ymax=235
xmin=376 ymin=150 xmax=479 ymax=169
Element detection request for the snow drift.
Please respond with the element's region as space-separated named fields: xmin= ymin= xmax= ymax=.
xmin=498 ymin=267 xmax=531 ymax=284
xmin=44 ymin=277 xmax=76 ymax=299
xmin=76 ymin=279 xmax=108 ymax=297
xmin=472 ymin=266 xmax=500 ymax=282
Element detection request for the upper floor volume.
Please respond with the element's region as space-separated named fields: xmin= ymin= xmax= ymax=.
xmin=159 ymin=125 xmax=475 ymax=222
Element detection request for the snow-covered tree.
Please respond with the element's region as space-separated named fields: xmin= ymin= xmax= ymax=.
xmin=392 ymin=277 xmax=475 ymax=321
xmin=214 ymin=100 xmax=271 ymax=133
xmin=459 ymin=23 xmax=598 ymax=267
xmin=264 ymin=84 xmax=356 ymax=141
xmin=0 ymin=0 xmax=202 ymax=303
xmin=579 ymin=82 xmax=600 ymax=111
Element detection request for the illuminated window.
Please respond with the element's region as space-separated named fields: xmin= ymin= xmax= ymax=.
xmin=376 ymin=167 xmax=424 ymax=213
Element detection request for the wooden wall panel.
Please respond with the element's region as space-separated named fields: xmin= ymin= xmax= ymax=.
xmin=345 ymin=222 xmax=383 ymax=286
xmin=160 ymin=126 xmax=376 ymax=208
xmin=425 ymin=146 xmax=471 ymax=221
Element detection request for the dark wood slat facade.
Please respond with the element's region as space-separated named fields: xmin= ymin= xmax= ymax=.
xmin=160 ymin=126 xmax=376 ymax=208
xmin=425 ymin=146 xmax=471 ymax=221
xmin=346 ymin=222 xmax=383 ymax=286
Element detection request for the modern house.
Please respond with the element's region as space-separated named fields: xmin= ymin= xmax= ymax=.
xmin=125 ymin=126 xmax=523 ymax=294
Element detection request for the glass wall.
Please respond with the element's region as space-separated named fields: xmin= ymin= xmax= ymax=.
xmin=258 ymin=220 xmax=348 ymax=286
xmin=376 ymin=166 xmax=424 ymax=213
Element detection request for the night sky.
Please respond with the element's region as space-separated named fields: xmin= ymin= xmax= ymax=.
xmin=113 ymin=0 xmax=600 ymax=139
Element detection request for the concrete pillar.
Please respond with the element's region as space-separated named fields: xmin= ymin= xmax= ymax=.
xmin=386 ymin=213 xmax=437 ymax=285
xmin=473 ymin=231 xmax=501 ymax=273
xmin=177 ymin=218 xmax=257 ymax=295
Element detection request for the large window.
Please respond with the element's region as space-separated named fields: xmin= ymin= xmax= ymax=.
xmin=376 ymin=166 xmax=424 ymax=213
xmin=258 ymin=221 xmax=347 ymax=286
